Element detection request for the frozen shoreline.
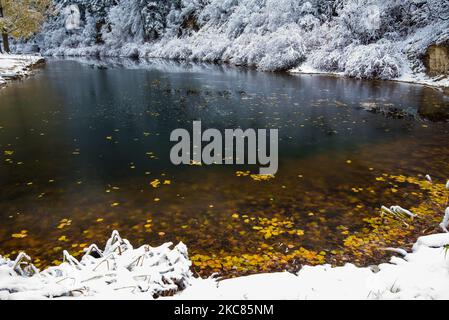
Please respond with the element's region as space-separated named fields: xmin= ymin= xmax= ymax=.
xmin=290 ymin=64 xmax=449 ymax=90
xmin=27 ymin=0 xmax=448 ymax=91
xmin=176 ymin=233 xmax=449 ymax=300
xmin=1 ymin=230 xmax=449 ymax=300
xmin=3 ymin=47 xmax=448 ymax=90
xmin=0 ymin=54 xmax=45 ymax=88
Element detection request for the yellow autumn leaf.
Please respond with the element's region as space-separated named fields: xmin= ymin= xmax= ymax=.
xmin=150 ymin=179 xmax=160 ymax=188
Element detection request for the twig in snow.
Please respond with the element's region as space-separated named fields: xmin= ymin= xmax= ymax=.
xmin=439 ymin=207 xmax=449 ymax=233
xmin=381 ymin=205 xmax=416 ymax=227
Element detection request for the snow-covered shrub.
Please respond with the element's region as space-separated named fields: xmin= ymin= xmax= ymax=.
xmin=299 ymin=14 xmax=321 ymax=31
xmin=308 ymin=48 xmax=344 ymax=72
xmin=150 ymin=37 xmax=193 ymax=60
xmin=0 ymin=231 xmax=192 ymax=299
xmin=257 ymin=25 xmax=306 ymax=71
xmin=264 ymin=0 xmax=306 ymax=33
xmin=18 ymin=0 xmax=449 ymax=80
xmin=306 ymin=22 xmax=352 ymax=72
xmin=198 ymin=0 xmax=239 ymax=27
xmin=220 ymin=23 xmax=306 ymax=71
xmin=80 ymin=11 xmax=98 ymax=46
xmin=102 ymin=0 xmax=146 ymax=47
xmin=141 ymin=1 xmax=172 ymax=40
xmin=344 ymin=41 xmax=403 ymax=79
xmin=166 ymin=0 xmax=207 ymax=38
xmin=190 ymin=33 xmax=231 ymax=62
xmin=338 ymin=0 xmax=383 ymax=45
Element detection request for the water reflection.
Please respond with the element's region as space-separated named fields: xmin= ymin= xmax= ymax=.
xmin=0 ymin=58 xmax=448 ymax=274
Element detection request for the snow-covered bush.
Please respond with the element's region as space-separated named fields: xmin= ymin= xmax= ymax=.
xmin=219 ymin=25 xmax=306 ymax=71
xmin=309 ymin=48 xmax=345 ymax=72
xmin=338 ymin=0 xmax=383 ymax=45
xmin=344 ymin=41 xmax=403 ymax=79
xmin=102 ymin=0 xmax=146 ymax=47
xmin=0 ymin=231 xmax=192 ymax=299
xmin=255 ymin=25 xmax=306 ymax=71
xmin=16 ymin=0 xmax=449 ymax=80
xmin=190 ymin=33 xmax=231 ymax=62
xmin=151 ymin=37 xmax=193 ymax=60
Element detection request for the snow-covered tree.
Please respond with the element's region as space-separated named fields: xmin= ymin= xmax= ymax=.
xmin=12 ymin=0 xmax=449 ymax=80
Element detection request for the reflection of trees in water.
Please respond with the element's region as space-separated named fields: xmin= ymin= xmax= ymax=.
xmin=417 ymin=88 xmax=449 ymax=122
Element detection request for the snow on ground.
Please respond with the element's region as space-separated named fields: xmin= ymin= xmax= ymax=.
xmin=176 ymin=233 xmax=449 ymax=300
xmin=22 ymin=0 xmax=447 ymax=88
xmin=2 ymin=231 xmax=449 ymax=300
xmin=290 ymin=61 xmax=449 ymax=89
xmin=0 ymin=54 xmax=44 ymax=87
xmin=396 ymin=70 xmax=449 ymax=89
xmin=0 ymin=231 xmax=192 ymax=300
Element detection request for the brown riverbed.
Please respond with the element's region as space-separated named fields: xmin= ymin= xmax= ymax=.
xmin=0 ymin=58 xmax=448 ymax=276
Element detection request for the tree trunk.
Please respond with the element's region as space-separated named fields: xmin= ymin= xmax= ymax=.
xmin=2 ymin=33 xmax=10 ymax=53
xmin=0 ymin=2 xmax=6 ymax=53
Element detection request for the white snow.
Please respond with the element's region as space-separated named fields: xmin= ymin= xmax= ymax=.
xmin=0 ymin=231 xmax=192 ymax=300
xmin=413 ymin=233 xmax=449 ymax=250
xmin=439 ymin=208 xmax=449 ymax=233
xmin=0 ymin=54 xmax=44 ymax=86
xmin=64 ymin=5 xmax=81 ymax=31
xmin=176 ymin=234 xmax=449 ymax=300
xmin=2 ymin=230 xmax=449 ymax=300
xmin=19 ymin=0 xmax=448 ymax=87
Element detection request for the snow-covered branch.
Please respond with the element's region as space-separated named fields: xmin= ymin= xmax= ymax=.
xmin=0 ymin=230 xmax=192 ymax=299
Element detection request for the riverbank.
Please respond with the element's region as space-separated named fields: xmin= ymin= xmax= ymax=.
xmin=0 ymin=172 xmax=448 ymax=300
xmin=290 ymin=63 xmax=449 ymax=91
xmin=27 ymin=0 xmax=448 ymax=91
xmin=27 ymin=52 xmax=449 ymax=91
xmin=178 ymin=232 xmax=449 ymax=300
xmin=0 ymin=54 xmax=45 ymax=88
xmin=1 ymin=225 xmax=449 ymax=300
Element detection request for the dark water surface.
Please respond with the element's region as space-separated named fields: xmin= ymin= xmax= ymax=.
xmin=1 ymin=58 xmax=449 ymax=273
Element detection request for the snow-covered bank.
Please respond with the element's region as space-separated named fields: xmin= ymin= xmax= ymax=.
xmin=0 ymin=231 xmax=192 ymax=300
xmin=19 ymin=0 xmax=448 ymax=88
xmin=178 ymin=233 xmax=449 ymax=300
xmin=0 ymin=54 xmax=45 ymax=87
xmin=291 ymin=63 xmax=449 ymax=90
xmin=288 ymin=63 xmax=449 ymax=90
xmin=2 ymin=230 xmax=449 ymax=300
